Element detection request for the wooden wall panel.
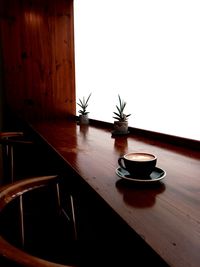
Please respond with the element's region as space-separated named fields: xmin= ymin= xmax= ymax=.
xmin=0 ymin=0 xmax=75 ymax=120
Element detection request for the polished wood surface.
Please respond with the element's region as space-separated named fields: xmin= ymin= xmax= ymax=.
xmin=31 ymin=119 xmax=200 ymax=267
xmin=0 ymin=0 xmax=75 ymax=120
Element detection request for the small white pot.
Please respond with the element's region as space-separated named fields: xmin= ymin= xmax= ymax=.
xmin=113 ymin=121 xmax=129 ymax=134
xmin=79 ymin=114 xmax=89 ymax=125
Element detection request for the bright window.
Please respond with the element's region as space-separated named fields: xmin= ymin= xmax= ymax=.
xmin=74 ymin=0 xmax=200 ymax=141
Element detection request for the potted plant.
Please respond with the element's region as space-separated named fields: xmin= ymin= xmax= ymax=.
xmin=77 ymin=93 xmax=92 ymax=125
xmin=112 ymin=94 xmax=131 ymax=135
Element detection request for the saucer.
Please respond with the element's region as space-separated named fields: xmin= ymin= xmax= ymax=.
xmin=111 ymin=130 xmax=130 ymax=136
xmin=115 ymin=166 xmax=166 ymax=183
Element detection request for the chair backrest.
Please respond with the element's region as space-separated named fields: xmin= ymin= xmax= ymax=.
xmin=0 ymin=132 xmax=33 ymax=183
xmin=0 ymin=175 xmax=75 ymax=267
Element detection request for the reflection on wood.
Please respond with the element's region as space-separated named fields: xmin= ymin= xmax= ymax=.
xmin=31 ymin=119 xmax=200 ymax=267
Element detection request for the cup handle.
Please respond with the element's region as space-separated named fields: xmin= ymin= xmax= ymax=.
xmin=118 ymin=157 xmax=126 ymax=170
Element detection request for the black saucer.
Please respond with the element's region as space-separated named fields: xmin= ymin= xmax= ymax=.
xmin=116 ymin=166 xmax=166 ymax=183
xmin=111 ymin=130 xmax=130 ymax=137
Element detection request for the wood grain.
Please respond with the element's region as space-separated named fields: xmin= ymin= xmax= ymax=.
xmin=0 ymin=0 xmax=75 ymax=120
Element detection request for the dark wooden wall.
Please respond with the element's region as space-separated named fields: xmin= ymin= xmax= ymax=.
xmin=0 ymin=0 xmax=75 ymax=121
xmin=0 ymin=47 xmax=3 ymax=129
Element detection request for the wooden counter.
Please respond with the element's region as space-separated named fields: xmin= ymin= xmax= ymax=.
xmin=30 ymin=119 xmax=200 ymax=267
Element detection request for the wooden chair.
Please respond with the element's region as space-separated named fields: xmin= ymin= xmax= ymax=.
xmin=0 ymin=132 xmax=33 ymax=183
xmin=0 ymin=132 xmax=77 ymax=266
xmin=0 ymin=175 xmax=77 ymax=267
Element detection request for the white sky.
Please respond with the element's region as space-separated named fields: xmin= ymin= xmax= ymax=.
xmin=74 ymin=0 xmax=200 ymax=141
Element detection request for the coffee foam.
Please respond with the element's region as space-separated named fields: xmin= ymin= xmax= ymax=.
xmin=125 ymin=153 xmax=155 ymax=161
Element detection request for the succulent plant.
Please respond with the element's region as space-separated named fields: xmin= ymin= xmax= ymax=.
xmin=113 ymin=94 xmax=131 ymax=122
xmin=77 ymin=93 xmax=92 ymax=115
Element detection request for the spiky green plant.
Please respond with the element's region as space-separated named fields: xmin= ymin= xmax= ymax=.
xmin=113 ymin=94 xmax=131 ymax=121
xmin=77 ymin=93 xmax=92 ymax=115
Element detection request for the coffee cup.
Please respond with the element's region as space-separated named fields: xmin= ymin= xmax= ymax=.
xmin=118 ymin=152 xmax=157 ymax=177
